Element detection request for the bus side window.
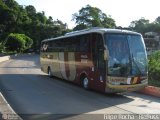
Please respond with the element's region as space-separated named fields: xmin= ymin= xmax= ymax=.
xmin=47 ymin=41 xmax=54 ymax=52
xmin=64 ymin=37 xmax=78 ymax=52
xmin=51 ymin=41 xmax=57 ymax=52
xmin=80 ymin=35 xmax=90 ymax=52
xmin=74 ymin=36 xmax=80 ymax=51
xmin=56 ymin=40 xmax=64 ymax=52
xmin=74 ymin=37 xmax=80 ymax=52
xmin=68 ymin=37 xmax=78 ymax=52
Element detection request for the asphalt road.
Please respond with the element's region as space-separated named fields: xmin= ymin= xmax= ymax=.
xmin=0 ymin=54 xmax=160 ymax=120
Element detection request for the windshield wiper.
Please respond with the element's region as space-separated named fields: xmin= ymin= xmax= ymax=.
xmin=131 ymin=54 xmax=142 ymax=75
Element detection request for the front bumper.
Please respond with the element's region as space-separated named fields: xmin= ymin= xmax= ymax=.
xmin=105 ymin=81 xmax=148 ymax=93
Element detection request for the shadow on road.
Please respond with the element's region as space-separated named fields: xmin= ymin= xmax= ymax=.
xmin=0 ymin=73 xmax=134 ymax=120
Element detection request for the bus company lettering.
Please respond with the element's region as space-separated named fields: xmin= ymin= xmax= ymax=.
xmin=110 ymin=77 xmax=126 ymax=83
xmin=81 ymin=55 xmax=88 ymax=59
xmin=81 ymin=55 xmax=88 ymax=63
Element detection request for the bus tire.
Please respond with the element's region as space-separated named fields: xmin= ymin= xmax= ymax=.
xmin=83 ymin=77 xmax=89 ymax=89
xmin=48 ymin=67 xmax=53 ymax=78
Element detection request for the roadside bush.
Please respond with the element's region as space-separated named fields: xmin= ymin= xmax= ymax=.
xmin=5 ymin=33 xmax=33 ymax=53
xmin=24 ymin=35 xmax=33 ymax=49
xmin=0 ymin=42 xmax=5 ymax=53
xmin=148 ymin=50 xmax=160 ymax=87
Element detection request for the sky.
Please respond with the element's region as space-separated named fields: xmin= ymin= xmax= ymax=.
xmin=15 ymin=0 xmax=160 ymax=29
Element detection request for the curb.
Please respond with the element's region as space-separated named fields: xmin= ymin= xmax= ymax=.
xmin=0 ymin=92 xmax=22 ymax=120
xmin=138 ymin=86 xmax=160 ymax=98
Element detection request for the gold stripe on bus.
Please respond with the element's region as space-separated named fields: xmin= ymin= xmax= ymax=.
xmin=59 ymin=52 xmax=68 ymax=80
xmin=68 ymin=52 xmax=76 ymax=81
xmin=132 ymin=77 xmax=138 ymax=84
xmin=52 ymin=52 xmax=62 ymax=78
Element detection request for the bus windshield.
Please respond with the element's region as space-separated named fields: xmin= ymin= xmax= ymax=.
xmin=105 ymin=34 xmax=147 ymax=77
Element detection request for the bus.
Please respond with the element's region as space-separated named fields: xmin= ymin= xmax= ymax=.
xmin=40 ymin=28 xmax=148 ymax=93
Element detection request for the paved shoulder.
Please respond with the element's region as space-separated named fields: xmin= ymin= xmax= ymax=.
xmin=0 ymin=92 xmax=22 ymax=120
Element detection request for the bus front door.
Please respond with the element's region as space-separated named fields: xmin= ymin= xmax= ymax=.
xmin=92 ymin=34 xmax=106 ymax=92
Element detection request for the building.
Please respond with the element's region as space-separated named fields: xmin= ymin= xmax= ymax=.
xmin=143 ymin=32 xmax=160 ymax=55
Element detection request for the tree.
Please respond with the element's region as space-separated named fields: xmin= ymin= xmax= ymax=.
xmin=25 ymin=5 xmax=36 ymax=17
xmin=25 ymin=5 xmax=37 ymax=24
xmin=155 ymin=16 xmax=160 ymax=24
xmin=0 ymin=0 xmax=69 ymax=53
xmin=72 ymin=5 xmax=116 ymax=30
xmin=0 ymin=42 xmax=5 ymax=53
xmin=129 ymin=17 xmax=150 ymax=34
xmin=46 ymin=16 xmax=53 ymax=24
xmin=3 ymin=0 xmax=19 ymax=11
xmin=36 ymin=11 xmax=47 ymax=24
xmin=73 ymin=23 xmax=87 ymax=31
xmin=0 ymin=0 xmax=17 ymax=40
xmin=5 ymin=33 xmax=33 ymax=52
xmin=129 ymin=17 xmax=160 ymax=35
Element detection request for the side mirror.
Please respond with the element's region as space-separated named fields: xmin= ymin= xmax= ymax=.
xmin=104 ymin=50 xmax=108 ymax=60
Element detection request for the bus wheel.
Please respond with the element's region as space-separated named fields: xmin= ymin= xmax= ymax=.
xmin=48 ymin=67 xmax=53 ymax=78
xmin=83 ymin=77 xmax=89 ymax=89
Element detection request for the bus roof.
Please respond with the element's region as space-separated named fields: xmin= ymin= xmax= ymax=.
xmin=42 ymin=28 xmax=141 ymax=42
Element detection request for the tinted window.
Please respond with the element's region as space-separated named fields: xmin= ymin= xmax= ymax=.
xmin=65 ymin=37 xmax=80 ymax=52
xmin=41 ymin=34 xmax=91 ymax=52
xmin=41 ymin=42 xmax=48 ymax=52
xmin=105 ymin=34 xmax=147 ymax=76
xmin=79 ymin=35 xmax=90 ymax=52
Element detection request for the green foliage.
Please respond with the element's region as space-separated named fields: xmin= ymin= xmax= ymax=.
xmin=72 ymin=4 xmax=116 ymax=30
xmin=129 ymin=17 xmax=160 ymax=35
xmin=36 ymin=12 xmax=47 ymax=24
xmin=5 ymin=33 xmax=33 ymax=52
xmin=0 ymin=0 xmax=69 ymax=52
xmin=0 ymin=42 xmax=5 ymax=52
xmin=148 ymin=51 xmax=160 ymax=87
xmin=24 ymin=35 xmax=33 ymax=49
